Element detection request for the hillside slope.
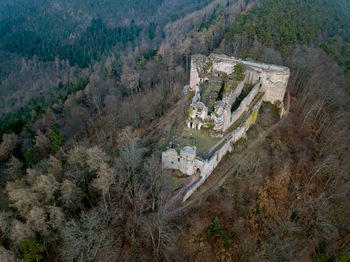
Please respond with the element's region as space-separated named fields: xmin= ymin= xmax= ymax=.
xmin=0 ymin=0 xmax=349 ymax=261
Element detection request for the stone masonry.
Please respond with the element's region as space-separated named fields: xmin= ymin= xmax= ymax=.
xmin=162 ymin=54 xmax=290 ymax=201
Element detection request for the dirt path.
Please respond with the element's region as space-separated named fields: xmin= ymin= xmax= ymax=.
xmin=165 ymin=172 xmax=200 ymax=210
xmin=206 ymin=132 xmax=231 ymax=159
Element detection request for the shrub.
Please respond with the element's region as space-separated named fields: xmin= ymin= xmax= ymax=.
xmin=49 ymin=123 xmax=64 ymax=152
xmin=24 ymin=147 xmax=37 ymax=167
xmin=338 ymin=252 xmax=350 ymax=262
xmin=312 ymin=253 xmax=330 ymax=262
xmin=20 ymin=239 xmax=45 ymax=262
xmin=232 ymin=64 xmax=245 ymax=81
xmin=206 ymin=217 xmax=230 ymax=248
xmin=188 ymin=91 xmax=195 ymax=101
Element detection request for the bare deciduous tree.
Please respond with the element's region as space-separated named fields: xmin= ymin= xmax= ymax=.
xmin=32 ymin=174 xmax=59 ymax=203
xmin=91 ymin=162 xmax=116 ymax=205
xmin=6 ymin=156 xmax=23 ymax=180
xmin=86 ymin=146 xmax=109 ymax=172
xmin=144 ymin=155 xmax=166 ymax=212
xmin=141 ymin=212 xmax=175 ymax=261
xmin=34 ymin=130 xmax=50 ymax=156
xmin=0 ymin=211 xmax=12 ymax=242
xmin=47 ymin=206 xmax=65 ymax=233
xmin=26 ymin=206 xmax=48 ymax=236
xmin=6 ymin=180 xmax=39 ymax=216
xmin=10 ymin=220 xmax=34 ymax=245
xmin=60 ymin=180 xmax=83 ymax=209
xmin=0 ymin=133 xmax=18 ymax=161
xmin=60 ymin=209 xmax=113 ymax=262
xmin=47 ymin=155 xmax=63 ymax=180
xmin=0 ymin=245 xmax=16 ymax=262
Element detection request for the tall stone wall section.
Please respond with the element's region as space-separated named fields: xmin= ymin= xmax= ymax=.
xmin=190 ymin=59 xmax=200 ymax=90
xmin=261 ymin=70 xmax=290 ymax=103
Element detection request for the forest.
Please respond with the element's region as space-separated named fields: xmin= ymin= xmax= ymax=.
xmin=0 ymin=0 xmax=349 ymax=261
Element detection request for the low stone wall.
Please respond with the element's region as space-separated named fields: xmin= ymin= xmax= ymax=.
xmin=183 ymin=176 xmax=206 ymax=201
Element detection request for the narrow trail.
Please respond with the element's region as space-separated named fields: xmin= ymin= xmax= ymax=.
xmin=206 ymin=132 xmax=231 ymax=159
xmin=164 ymin=172 xmax=200 ymax=209
xmin=165 ymin=91 xmax=291 ymax=216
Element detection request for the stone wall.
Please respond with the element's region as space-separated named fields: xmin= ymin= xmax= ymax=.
xmin=182 ymin=98 xmax=263 ymax=201
xmin=228 ymin=81 xmax=260 ymax=129
xmin=190 ymin=59 xmax=200 ymax=90
xmin=164 ymin=53 xmax=290 ymax=201
xmin=162 ymin=146 xmax=204 ymax=176
xmin=163 ymin=97 xmax=263 ymax=201
xmin=162 ymin=149 xmax=180 ymax=170
xmin=231 ymin=78 xmax=247 ymax=104
xmin=179 ymin=146 xmax=197 ymax=175
xmin=190 ymin=54 xmax=290 ymax=104
xmin=262 ymin=70 xmax=290 ymax=103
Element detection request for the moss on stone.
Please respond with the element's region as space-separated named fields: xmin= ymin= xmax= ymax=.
xmin=245 ymin=109 xmax=259 ymax=130
xmin=188 ymin=90 xmax=195 ymax=101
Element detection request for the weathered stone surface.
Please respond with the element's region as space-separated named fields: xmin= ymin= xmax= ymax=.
xmin=162 ymin=54 xmax=290 ymax=201
xmin=162 ymin=148 xmax=180 ymax=170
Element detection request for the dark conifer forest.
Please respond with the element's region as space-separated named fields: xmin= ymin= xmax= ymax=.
xmin=0 ymin=0 xmax=349 ymax=261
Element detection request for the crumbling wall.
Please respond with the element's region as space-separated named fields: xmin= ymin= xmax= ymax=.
xmin=231 ymin=79 xmax=246 ymax=104
xmin=190 ymin=55 xmax=211 ymax=90
xmin=162 ymin=149 xmax=180 ymax=170
xmin=168 ymin=53 xmax=290 ymax=200
xmin=182 ymin=142 xmax=230 ymax=201
xmin=213 ymin=60 xmax=236 ymax=74
xmin=223 ymin=76 xmax=247 ymax=106
xmin=193 ymin=158 xmax=206 ymax=174
xmin=182 ymin=98 xmax=263 ymax=201
xmin=190 ymin=59 xmax=200 ymax=90
xmin=228 ymin=81 xmax=260 ymax=129
xmin=179 ymin=146 xmax=197 ymax=175
xmin=209 ymin=54 xmax=290 ymax=104
xmin=245 ymin=69 xmax=261 ymax=85
xmin=222 ymin=106 xmax=232 ymax=132
xmin=262 ymin=70 xmax=290 ymax=103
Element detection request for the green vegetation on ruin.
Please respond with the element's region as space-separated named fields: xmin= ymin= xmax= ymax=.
xmin=173 ymin=125 xmax=221 ymax=158
xmin=231 ymin=64 xmax=245 ymax=81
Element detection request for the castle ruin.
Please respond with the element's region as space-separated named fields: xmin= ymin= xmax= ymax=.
xmin=162 ymin=54 xmax=290 ymax=201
